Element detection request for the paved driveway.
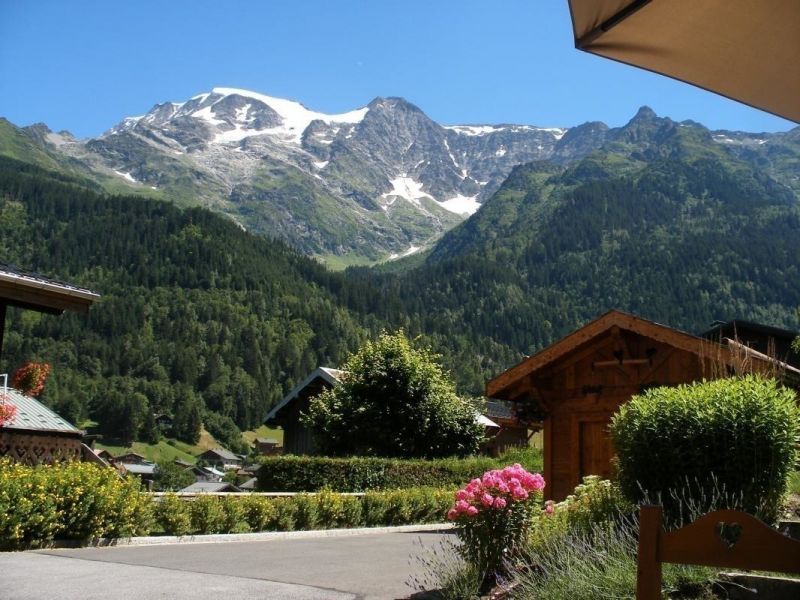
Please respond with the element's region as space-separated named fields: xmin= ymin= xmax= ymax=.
xmin=1 ymin=529 xmax=455 ymax=600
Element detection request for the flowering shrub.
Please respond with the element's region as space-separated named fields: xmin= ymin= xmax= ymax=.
xmin=528 ymin=476 xmax=633 ymax=552
xmin=447 ymin=464 xmax=545 ymax=589
xmin=0 ymin=396 xmax=17 ymax=427
xmin=0 ymin=460 xmax=151 ymax=549
xmin=11 ymin=362 xmax=51 ymax=397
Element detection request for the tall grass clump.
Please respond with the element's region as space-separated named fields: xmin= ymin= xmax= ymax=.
xmin=611 ymin=376 xmax=799 ymax=523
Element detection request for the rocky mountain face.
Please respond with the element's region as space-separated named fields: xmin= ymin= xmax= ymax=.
xmin=2 ymin=90 xmax=798 ymax=260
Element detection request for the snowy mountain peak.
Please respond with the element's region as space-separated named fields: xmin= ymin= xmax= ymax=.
xmin=107 ymin=87 xmax=370 ymax=145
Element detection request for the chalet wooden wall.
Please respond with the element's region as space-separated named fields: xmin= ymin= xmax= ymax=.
xmin=281 ymin=379 xmax=331 ymax=455
xmin=0 ymin=430 xmax=82 ymax=464
xmin=531 ymin=328 xmax=709 ymax=500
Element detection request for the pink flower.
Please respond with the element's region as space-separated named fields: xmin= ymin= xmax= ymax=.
xmin=530 ymin=473 xmax=546 ymax=491
xmin=507 ymin=477 xmax=521 ymax=489
xmin=455 ymin=489 xmax=470 ymax=501
xmin=512 ymin=487 xmax=529 ymax=501
xmin=455 ymin=500 xmax=470 ymax=512
xmin=447 ymin=508 xmax=459 ymax=520
xmin=466 ymin=505 xmax=479 ymax=517
xmin=544 ymin=501 xmax=555 ymax=516
xmin=493 ymin=497 xmax=507 ymax=509
xmin=480 ymin=493 xmax=494 ymax=507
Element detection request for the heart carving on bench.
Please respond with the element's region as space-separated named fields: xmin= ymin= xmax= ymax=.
xmin=716 ymin=521 xmax=743 ymax=549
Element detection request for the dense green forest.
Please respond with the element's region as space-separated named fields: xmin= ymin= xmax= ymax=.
xmin=0 ymin=158 xmax=383 ymax=446
xmin=1 ymin=142 xmax=799 ymax=447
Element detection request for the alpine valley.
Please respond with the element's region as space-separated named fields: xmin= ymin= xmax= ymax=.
xmin=1 ymin=94 xmax=799 ymax=447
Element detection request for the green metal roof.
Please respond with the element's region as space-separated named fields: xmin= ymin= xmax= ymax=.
xmin=1 ymin=387 xmax=82 ymax=434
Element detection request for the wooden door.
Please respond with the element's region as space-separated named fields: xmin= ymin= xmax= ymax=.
xmin=571 ymin=415 xmax=614 ymax=485
xmin=580 ymin=420 xmax=612 ymax=479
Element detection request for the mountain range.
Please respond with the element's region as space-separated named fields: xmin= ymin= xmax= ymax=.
xmin=3 ymin=88 xmax=797 ymax=262
xmin=1 ymin=93 xmax=799 ymax=445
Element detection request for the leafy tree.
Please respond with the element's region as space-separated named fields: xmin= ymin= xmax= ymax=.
xmin=303 ymin=331 xmax=483 ymax=458
xmin=153 ymin=460 xmax=195 ymax=492
xmin=203 ymin=411 xmax=248 ymax=455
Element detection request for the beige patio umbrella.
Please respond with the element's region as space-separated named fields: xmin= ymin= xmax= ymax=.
xmin=568 ymin=0 xmax=800 ymax=123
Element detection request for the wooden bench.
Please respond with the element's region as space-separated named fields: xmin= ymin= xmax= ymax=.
xmin=636 ymin=505 xmax=800 ymax=600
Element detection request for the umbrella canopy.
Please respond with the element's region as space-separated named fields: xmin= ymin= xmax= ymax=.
xmin=568 ymin=0 xmax=800 ymax=123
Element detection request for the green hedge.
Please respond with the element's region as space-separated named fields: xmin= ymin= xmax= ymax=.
xmin=0 ymin=460 xmax=152 ymax=550
xmin=0 ymin=459 xmax=453 ymax=547
xmin=610 ymin=376 xmax=799 ymax=523
xmin=154 ymin=488 xmax=452 ymax=535
xmin=257 ymin=449 xmax=543 ymax=492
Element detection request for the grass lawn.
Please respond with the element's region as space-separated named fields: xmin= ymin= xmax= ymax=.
xmin=96 ymin=427 xmax=224 ymax=464
xmin=242 ymin=424 xmax=284 ymax=445
xmin=97 ymin=425 xmax=283 ymax=463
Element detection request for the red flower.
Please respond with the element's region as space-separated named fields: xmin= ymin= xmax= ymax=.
xmin=11 ymin=362 xmax=51 ymax=397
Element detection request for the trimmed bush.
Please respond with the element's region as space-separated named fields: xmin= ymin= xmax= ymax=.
xmin=292 ymin=494 xmax=319 ymax=530
xmin=219 ymin=496 xmax=247 ymax=533
xmin=241 ymin=495 xmax=275 ymax=532
xmin=611 ymin=376 xmax=799 ymax=523
xmin=189 ymin=495 xmax=225 ymax=534
xmin=155 ymin=493 xmax=191 ymax=536
xmin=270 ymin=497 xmax=297 ymax=531
xmin=0 ymin=460 xmax=151 ymax=549
xmin=257 ymin=449 xmax=543 ymax=492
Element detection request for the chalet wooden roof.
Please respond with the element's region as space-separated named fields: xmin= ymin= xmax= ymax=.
xmin=263 ymin=366 xmax=345 ymax=424
xmin=0 ymin=264 xmax=99 ymax=315
xmin=486 ymin=310 xmax=800 ymax=399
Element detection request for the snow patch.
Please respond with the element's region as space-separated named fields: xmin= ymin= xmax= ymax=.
xmin=210 ymin=87 xmax=368 ymax=144
xmin=114 ymin=170 xmax=137 ymax=183
xmin=381 ymin=176 xmax=433 ymax=207
xmin=313 ymin=160 xmax=329 ymax=169
xmin=445 ymin=124 xmax=566 ymax=140
xmin=445 ymin=125 xmax=505 ymax=136
xmin=192 ymin=105 xmax=225 ymax=126
xmin=437 ymin=194 xmax=481 ymax=216
xmin=495 ymin=146 xmax=507 ymax=157
xmin=234 ymin=104 xmax=252 ymax=122
xmin=443 ymin=138 xmax=459 ymax=169
xmin=388 ymin=245 xmax=421 ymax=261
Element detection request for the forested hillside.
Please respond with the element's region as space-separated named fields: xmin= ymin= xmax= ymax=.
xmin=0 ymin=158 xmax=383 ymax=445
xmin=347 ymin=151 xmax=800 ymax=374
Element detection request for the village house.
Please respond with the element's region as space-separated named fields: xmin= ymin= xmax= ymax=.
xmin=486 ymin=310 xmax=800 ymax=501
xmin=0 ymin=265 xmax=99 ymax=466
xmin=198 ymin=447 xmax=244 ymax=470
xmin=179 ymin=480 xmax=240 ymax=493
xmin=264 ymin=367 xmax=345 ymax=455
xmin=0 ymin=385 xmax=87 ymax=464
xmin=254 ymin=437 xmax=281 ymax=456
xmin=481 ymin=399 xmax=531 ymax=456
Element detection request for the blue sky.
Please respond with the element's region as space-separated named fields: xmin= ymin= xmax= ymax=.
xmin=1 ymin=0 xmax=794 ymax=138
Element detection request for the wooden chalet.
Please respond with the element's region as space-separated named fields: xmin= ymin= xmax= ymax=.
xmin=0 ymin=387 xmax=85 ymax=464
xmin=198 ymin=447 xmax=243 ymax=470
xmin=486 ymin=310 xmax=800 ymax=501
xmin=264 ymin=367 xmax=344 ymax=455
xmin=481 ymin=399 xmax=530 ymax=456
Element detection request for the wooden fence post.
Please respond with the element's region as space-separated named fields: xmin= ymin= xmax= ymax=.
xmin=636 ymin=505 xmax=663 ymax=600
